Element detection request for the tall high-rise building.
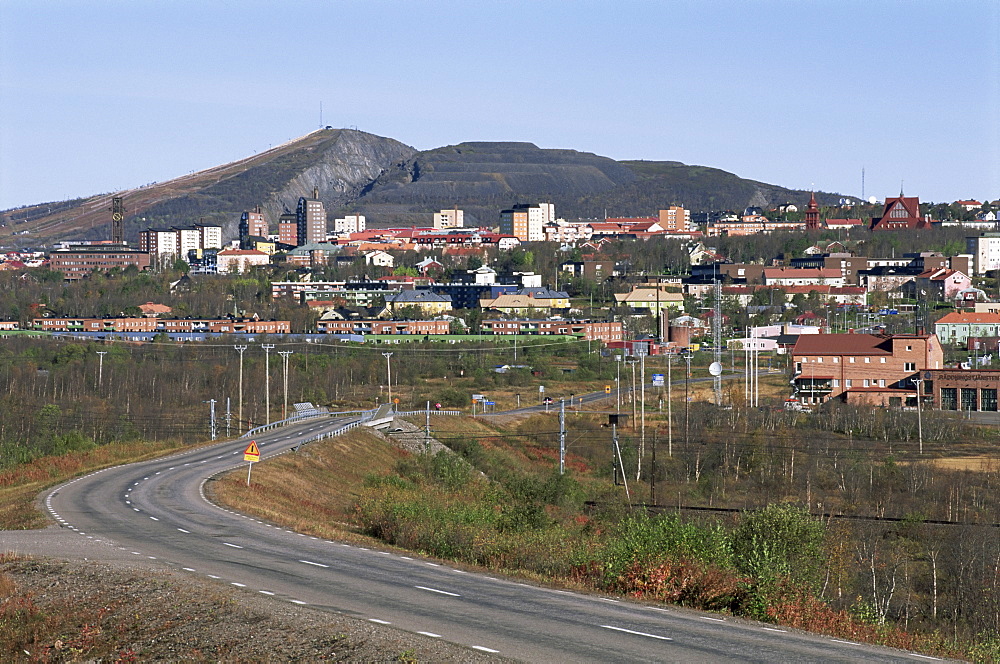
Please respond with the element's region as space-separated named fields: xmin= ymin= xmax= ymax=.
xmin=297 ymin=187 xmax=327 ymax=245
xmin=499 ymin=203 xmax=553 ymax=242
xmin=239 ymin=206 xmax=269 ymax=248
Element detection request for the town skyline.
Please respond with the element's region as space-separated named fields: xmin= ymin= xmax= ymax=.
xmin=1 ymin=1 xmax=997 ymax=211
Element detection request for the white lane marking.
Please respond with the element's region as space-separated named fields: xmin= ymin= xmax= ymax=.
xmin=131 ymin=551 xmax=141 ymax=555
xmin=598 ymin=597 xmax=620 ymax=603
xmin=418 ymin=631 xmax=441 ymax=638
xmin=369 ymin=618 xmax=392 ymax=625
xmin=762 ymin=627 xmax=786 ymax=632
xmin=909 ymin=655 xmax=941 ymax=661
xmin=125 ymin=501 xmax=131 ymax=505
xmin=701 ymin=616 xmax=725 ymax=622
xmin=831 ymin=639 xmax=859 ymax=645
xmin=400 ymin=556 xmax=412 ymax=560
xmin=451 ymin=568 xmax=467 ymax=573
xmin=223 ymin=542 xmax=243 ymax=549
xmin=601 ymin=625 xmax=673 ymax=641
xmin=149 ymin=516 xmax=159 ymax=521
xmin=177 ymin=528 xmax=190 ymax=533
xmin=379 ymin=551 xmax=391 ymax=555
xmin=260 ymin=590 xmax=275 ymax=596
xmin=290 ymin=599 xmax=307 ymax=605
xmin=132 ymin=508 xmax=140 ymax=512
xmin=425 ymin=562 xmax=441 ymax=567
xmin=155 ymin=471 xmax=161 ymax=475
xmin=148 ymin=556 xmax=156 ymax=560
xmin=182 ymin=567 xmax=196 ymax=572
xmin=232 ymin=582 xmax=247 ymax=587
xmin=472 ymin=646 xmax=500 ymax=653
xmin=299 ymin=559 xmax=329 ymax=568
xmin=208 ymin=575 xmax=221 ymax=579
xmin=415 ymin=585 xmax=460 ymax=597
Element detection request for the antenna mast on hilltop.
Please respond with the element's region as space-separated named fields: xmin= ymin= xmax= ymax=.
xmin=319 ymin=102 xmax=323 ymax=129
xmin=861 ymin=167 xmax=865 ymax=201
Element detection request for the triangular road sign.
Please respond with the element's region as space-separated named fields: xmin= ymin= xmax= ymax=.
xmin=243 ymin=440 xmax=260 ymax=462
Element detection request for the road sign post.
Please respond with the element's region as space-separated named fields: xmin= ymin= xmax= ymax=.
xmin=243 ymin=440 xmax=260 ymax=486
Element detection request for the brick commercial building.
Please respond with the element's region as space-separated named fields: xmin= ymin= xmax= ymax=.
xmin=48 ymin=245 xmax=150 ymax=280
xmin=790 ymin=333 xmax=943 ymax=408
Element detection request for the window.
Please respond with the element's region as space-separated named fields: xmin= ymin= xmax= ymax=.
xmin=864 ymin=357 xmax=870 ymax=363
xmin=849 ymin=357 xmax=855 ymax=363
xmin=879 ymin=379 xmax=885 ymax=387
xmin=833 ymin=379 xmax=840 ymax=387
xmin=904 ymin=362 xmax=916 ymax=371
xmin=863 ymin=379 xmax=870 ymax=387
xmin=880 ymin=357 xmax=886 ymax=363
xmin=906 ymin=345 xmax=912 ymax=351
xmin=817 ymin=357 xmax=823 ymax=363
xmin=833 ymin=357 xmax=839 ymax=363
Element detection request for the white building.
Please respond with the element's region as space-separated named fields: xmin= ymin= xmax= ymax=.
xmin=216 ymin=249 xmax=270 ymax=274
xmin=966 ymin=233 xmax=1000 ymax=275
xmin=363 ymin=250 xmax=394 ymax=268
xmin=138 ymin=224 xmax=222 ymax=261
xmin=334 ymin=214 xmax=366 ymax=234
xmin=433 ymin=208 xmax=464 ymax=229
xmin=500 ymin=203 xmax=554 ymax=242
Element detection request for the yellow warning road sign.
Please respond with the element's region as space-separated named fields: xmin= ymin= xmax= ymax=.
xmin=243 ymin=440 xmax=260 ymax=462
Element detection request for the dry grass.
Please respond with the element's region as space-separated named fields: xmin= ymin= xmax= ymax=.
xmin=210 ymin=428 xmax=408 ymax=540
xmin=927 ymin=455 xmax=1000 ymax=471
xmin=0 ymin=440 xmax=192 ymax=530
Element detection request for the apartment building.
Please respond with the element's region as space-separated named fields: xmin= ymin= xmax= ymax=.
xmin=790 ymin=333 xmax=943 ymax=407
xmin=481 ymin=319 xmax=623 ymax=343
xmin=296 ymin=188 xmax=327 ymax=246
xmin=333 ymin=214 xmax=366 ymax=234
xmin=239 ymin=208 xmax=269 ymax=248
xmin=138 ymin=224 xmax=222 ymax=260
xmin=499 ymin=203 xmax=554 ymax=242
xmin=658 ymin=206 xmax=691 ymax=232
xmin=433 ymin=208 xmax=464 ymax=229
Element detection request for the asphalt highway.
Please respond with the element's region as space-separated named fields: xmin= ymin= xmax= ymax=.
xmin=43 ymin=410 xmax=944 ymax=662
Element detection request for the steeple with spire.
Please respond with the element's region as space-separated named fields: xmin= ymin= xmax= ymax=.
xmin=805 ymin=191 xmax=820 ymax=231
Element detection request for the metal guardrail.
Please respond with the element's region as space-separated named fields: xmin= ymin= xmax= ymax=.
xmin=394 ymin=410 xmax=462 ymax=417
xmin=292 ymin=410 xmax=376 ymax=451
xmin=240 ymin=408 xmax=380 ymax=439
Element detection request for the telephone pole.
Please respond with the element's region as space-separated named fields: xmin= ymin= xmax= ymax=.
xmin=261 ymin=344 xmax=275 ymax=424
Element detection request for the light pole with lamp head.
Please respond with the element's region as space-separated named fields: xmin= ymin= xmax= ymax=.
xmin=382 ymin=352 xmax=394 ymax=406
xmin=913 ymin=376 xmax=924 ymax=454
xmin=278 ymin=350 xmax=293 ymax=420
xmin=261 ymin=344 xmax=274 ymax=424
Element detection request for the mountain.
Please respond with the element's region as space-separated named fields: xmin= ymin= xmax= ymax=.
xmin=1 ymin=129 xmax=416 ymax=246
xmin=0 ymin=130 xmax=854 ymax=247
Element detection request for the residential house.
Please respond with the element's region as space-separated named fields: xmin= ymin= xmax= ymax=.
xmin=934 ymin=312 xmax=1000 ymax=346
xmin=613 ymin=287 xmax=685 ymax=315
xmin=385 ymin=290 xmax=453 ymax=316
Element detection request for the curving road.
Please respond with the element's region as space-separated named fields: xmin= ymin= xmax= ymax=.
xmin=41 ymin=412 xmax=942 ymax=662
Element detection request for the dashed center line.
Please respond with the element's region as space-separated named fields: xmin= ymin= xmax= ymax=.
xmin=600 ymin=625 xmax=672 ymax=641
xmin=223 ymin=542 xmax=243 ymax=549
xmin=417 ymin=631 xmax=441 ymax=638
xmin=259 ymin=591 xmax=275 ymax=596
xmin=415 ymin=585 xmax=460 ymax=597
xmin=177 ymin=528 xmax=190 ymax=533
xmin=231 ymin=582 xmax=246 ymax=587
xmin=299 ymin=559 xmax=330 ymax=568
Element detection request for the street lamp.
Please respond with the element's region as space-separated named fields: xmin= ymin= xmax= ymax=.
xmin=683 ymin=350 xmax=692 ymax=450
xmin=382 ymin=352 xmax=394 ymax=406
xmin=913 ymin=377 xmax=924 ymax=454
xmin=278 ymin=350 xmax=293 ymax=420
xmin=261 ymin=344 xmax=275 ymax=424
xmin=234 ymin=345 xmax=247 ymax=433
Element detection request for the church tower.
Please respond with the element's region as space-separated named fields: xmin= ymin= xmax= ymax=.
xmin=805 ymin=191 xmax=820 ymax=231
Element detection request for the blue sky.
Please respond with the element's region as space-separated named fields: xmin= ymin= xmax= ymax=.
xmin=1 ymin=0 xmax=997 ymax=210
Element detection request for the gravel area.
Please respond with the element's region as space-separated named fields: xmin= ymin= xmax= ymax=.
xmin=0 ymin=548 xmax=509 ymax=662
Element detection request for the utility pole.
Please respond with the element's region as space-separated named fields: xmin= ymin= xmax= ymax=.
xmin=261 ymin=344 xmax=275 ymax=425
xmin=205 ymin=399 xmax=217 ymax=440
xmin=684 ymin=351 xmax=692 ymax=451
xmin=425 ymin=400 xmax=431 ymax=454
xmin=667 ymin=353 xmax=673 ymax=457
xmin=234 ymin=345 xmax=247 ymax=433
xmin=559 ymin=398 xmax=566 ymax=475
xmin=615 ymin=354 xmax=622 ymax=412
xmin=637 ymin=350 xmax=645 ymax=481
xmin=382 ymin=352 xmax=394 ymax=406
xmin=914 ymin=377 xmax=924 ymax=454
xmin=278 ymin=350 xmax=293 ymax=420
xmin=226 ymin=397 xmax=231 ymax=438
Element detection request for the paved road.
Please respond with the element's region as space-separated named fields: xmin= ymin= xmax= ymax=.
xmin=39 ymin=412 xmax=942 ymax=662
